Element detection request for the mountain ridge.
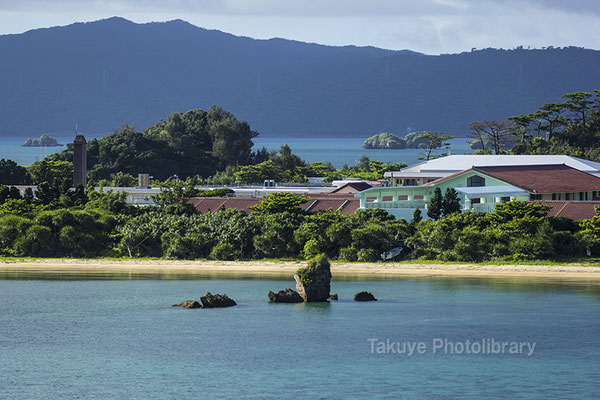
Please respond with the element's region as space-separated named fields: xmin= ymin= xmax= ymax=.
xmin=0 ymin=17 xmax=598 ymax=138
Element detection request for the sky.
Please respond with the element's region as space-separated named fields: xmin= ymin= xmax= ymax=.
xmin=0 ymin=0 xmax=598 ymax=54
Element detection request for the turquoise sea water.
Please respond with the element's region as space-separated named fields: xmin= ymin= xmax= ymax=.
xmin=0 ymin=136 xmax=75 ymax=166
xmin=1 ymin=274 xmax=598 ymax=399
xmin=0 ymin=136 xmax=472 ymax=168
xmin=253 ymin=137 xmax=473 ymax=168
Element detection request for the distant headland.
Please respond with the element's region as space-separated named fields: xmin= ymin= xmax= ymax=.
xmin=22 ymin=135 xmax=63 ymax=147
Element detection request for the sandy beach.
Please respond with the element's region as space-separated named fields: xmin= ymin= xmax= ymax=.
xmin=1 ymin=258 xmax=599 ymax=280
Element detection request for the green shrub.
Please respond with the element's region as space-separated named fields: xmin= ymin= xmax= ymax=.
xmin=303 ymin=239 xmax=322 ymax=259
xmin=164 ymin=234 xmax=213 ymax=260
xmin=338 ymin=246 xmax=357 ymax=262
xmin=14 ymin=225 xmax=53 ymax=256
xmin=512 ymin=253 xmax=531 ymax=262
xmin=357 ymin=248 xmax=379 ymax=262
xmin=210 ymin=242 xmax=239 ymax=260
xmin=296 ymin=253 xmax=331 ymax=285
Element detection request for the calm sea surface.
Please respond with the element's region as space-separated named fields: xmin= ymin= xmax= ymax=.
xmin=1 ymin=274 xmax=598 ymax=399
xmin=254 ymin=137 xmax=473 ymax=168
xmin=0 ymin=136 xmax=472 ymax=168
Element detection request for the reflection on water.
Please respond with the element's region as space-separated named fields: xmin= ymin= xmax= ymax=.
xmin=2 ymin=268 xmax=600 ymax=298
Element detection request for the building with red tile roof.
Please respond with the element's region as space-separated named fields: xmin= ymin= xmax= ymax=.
xmin=331 ymin=182 xmax=372 ymax=194
xmin=188 ymin=196 xmax=359 ymax=215
xmin=539 ymin=201 xmax=600 ymax=220
xmin=357 ymin=163 xmax=600 ymax=220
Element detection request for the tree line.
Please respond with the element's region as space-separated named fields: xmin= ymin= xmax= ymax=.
xmin=0 ymin=190 xmax=598 ymax=261
xmin=1 ymin=95 xmax=600 ymax=262
xmin=469 ymin=90 xmax=600 ymax=160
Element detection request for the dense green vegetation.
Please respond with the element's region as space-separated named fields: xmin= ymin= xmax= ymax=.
xmin=0 ymin=187 xmax=598 ymax=262
xmin=233 ymin=151 xmax=406 ymax=184
xmin=469 ymin=90 xmax=600 ymax=159
xmin=508 ymin=91 xmax=600 ymax=161
xmin=48 ymin=106 xmax=259 ymax=181
xmin=1 ymin=92 xmax=600 ymax=263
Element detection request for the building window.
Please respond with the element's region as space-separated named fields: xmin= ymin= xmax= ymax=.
xmin=565 ymin=193 xmax=571 ymax=200
xmin=403 ymin=179 xmax=418 ymax=186
xmin=552 ymin=193 xmax=557 ymax=200
xmin=580 ymin=192 xmax=585 ymax=201
xmin=501 ymin=196 xmax=511 ymax=202
xmin=530 ymin=194 xmax=543 ymax=201
xmin=471 ymin=198 xmax=481 ymax=204
xmin=366 ymin=197 xmax=377 ymax=203
xmin=467 ymin=175 xmax=485 ymax=187
xmin=593 ymin=191 xmax=598 ymax=200
xmin=382 ymin=196 xmax=393 ymax=202
xmin=398 ymin=195 xmax=408 ymax=201
xmin=414 ymin=195 xmax=424 ymax=200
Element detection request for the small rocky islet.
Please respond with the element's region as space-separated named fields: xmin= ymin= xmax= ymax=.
xmin=173 ymin=256 xmax=376 ymax=308
xmin=173 ymin=292 xmax=237 ymax=309
xmin=22 ymin=134 xmax=63 ymax=147
xmin=354 ymin=291 xmax=378 ymax=301
xmin=268 ymin=254 xmax=374 ymax=303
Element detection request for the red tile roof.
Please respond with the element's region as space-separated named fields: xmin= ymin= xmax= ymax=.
xmin=188 ymin=197 xmax=260 ymax=214
xmin=427 ymin=164 xmax=600 ymax=194
xmin=303 ymin=198 xmax=354 ymax=214
xmin=475 ymin=164 xmax=600 ymax=193
xmin=188 ymin=197 xmax=360 ymax=215
xmin=538 ymin=200 xmax=600 ymax=220
xmin=307 ymin=193 xmax=355 ymax=199
xmin=339 ymin=199 xmax=360 ymax=215
xmin=331 ymin=182 xmax=373 ymax=193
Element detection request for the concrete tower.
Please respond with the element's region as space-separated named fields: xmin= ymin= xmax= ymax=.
xmin=73 ymin=135 xmax=87 ymax=187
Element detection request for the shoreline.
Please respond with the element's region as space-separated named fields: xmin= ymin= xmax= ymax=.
xmin=1 ymin=259 xmax=600 ymax=280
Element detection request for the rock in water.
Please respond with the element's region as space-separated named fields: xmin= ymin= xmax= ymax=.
xmin=172 ymin=300 xmax=201 ymax=309
xmin=354 ymin=291 xmax=377 ymax=301
xmin=294 ymin=254 xmax=331 ymax=302
xmin=328 ymin=294 xmax=338 ymax=301
xmin=268 ymin=288 xmax=303 ymax=303
xmin=200 ymin=292 xmax=237 ymax=308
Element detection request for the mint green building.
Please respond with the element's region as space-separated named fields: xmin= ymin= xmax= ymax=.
xmin=357 ymin=164 xmax=600 ymax=220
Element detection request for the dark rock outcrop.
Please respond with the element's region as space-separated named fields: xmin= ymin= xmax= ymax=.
xmin=294 ymin=254 xmax=332 ymax=302
xmin=172 ymin=300 xmax=201 ymax=309
xmin=354 ymin=291 xmax=377 ymax=301
xmin=268 ymin=288 xmax=303 ymax=303
xmin=200 ymin=292 xmax=237 ymax=308
xmin=328 ymin=294 xmax=338 ymax=301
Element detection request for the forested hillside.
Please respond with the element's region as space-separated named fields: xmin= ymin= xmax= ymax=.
xmin=0 ymin=17 xmax=598 ymax=137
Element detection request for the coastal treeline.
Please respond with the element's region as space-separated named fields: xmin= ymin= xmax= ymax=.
xmin=1 ymin=93 xmax=600 ymax=262
xmin=472 ymin=90 xmax=600 ymax=160
xmin=0 ymin=190 xmax=599 ymax=261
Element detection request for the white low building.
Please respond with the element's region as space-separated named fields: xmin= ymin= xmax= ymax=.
xmin=98 ymin=184 xmax=337 ymax=205
xmin=384 ymin=155 xmax=600 ymax=186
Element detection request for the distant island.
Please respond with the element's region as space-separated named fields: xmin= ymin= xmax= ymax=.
xmin=22 ymin=134 xmax=63 ymax=147
xmin=362 ymin=132 xmax=406 ymax=149
xmin=362 ymin=131 xmax=431 ymax=149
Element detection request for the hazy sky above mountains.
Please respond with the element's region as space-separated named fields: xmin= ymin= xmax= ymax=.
xmin=0 ymin=0 xmax=598 ymax=54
